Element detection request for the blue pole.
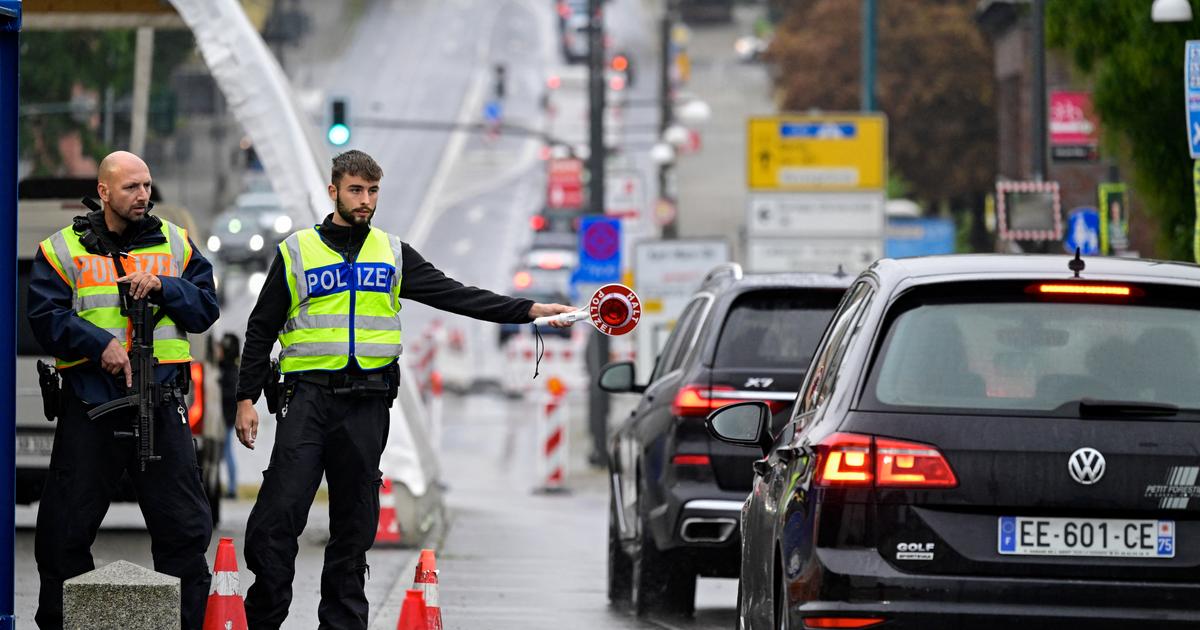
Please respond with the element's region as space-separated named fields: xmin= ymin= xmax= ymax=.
xmin=0 ymin=2 xmax=19 ymax=628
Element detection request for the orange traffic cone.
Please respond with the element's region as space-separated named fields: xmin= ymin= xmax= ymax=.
xmin=413 ymin=549 xmax=442 ymax=630
xmin=376 ymin=478 xmax=403 ymax=546
xmin=202 ymin=537 xmax=248 ymax=630
xmin=395 ymin=589 xmax=428 ymax=630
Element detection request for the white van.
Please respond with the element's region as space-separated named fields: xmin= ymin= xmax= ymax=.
xmin=16 ymin=178 xmax=226 ymax=524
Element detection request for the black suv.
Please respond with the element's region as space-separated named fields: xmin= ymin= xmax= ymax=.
xmin=598 ymin=263 xmax=851 ymax=616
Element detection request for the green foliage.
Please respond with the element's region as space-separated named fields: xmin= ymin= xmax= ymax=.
xmin=1046 ymin=0 xmax=1200 ymax=260
xmin=19 ymin=29 xmax=195 ymax=176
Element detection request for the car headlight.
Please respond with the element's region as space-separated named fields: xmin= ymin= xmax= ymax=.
xmin=273 ymin=214 xmax=293 ymax=234
xmin=248 ymin=271 xmax=266 ymax=295
xmin=207 ymin=235 xmax=221 ymax=252
xmin=249 ymin=234 xmax=264 ymax=251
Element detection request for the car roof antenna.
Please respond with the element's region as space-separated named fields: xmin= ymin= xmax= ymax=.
xmin=1068 ymin=247 xmax=1085 ymax=278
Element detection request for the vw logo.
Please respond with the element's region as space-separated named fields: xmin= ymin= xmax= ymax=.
xmin=1068 ymin=447 xmax=1106 ymax=485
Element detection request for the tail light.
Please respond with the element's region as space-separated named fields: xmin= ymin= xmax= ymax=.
xmin=189 ymin=362 xmax=205 ymax=435
xmin=803 ymin=617 xmax=885 ymax=629
xmin=671 ymin=384 xmax=737 ymax=417
xmin=672 ymin=384 xmax=789 ymax=417
xmin=531 ymin=215 xmax=547 ymax=231
xmin=672 ymin=454 xmax=711 ymax=466
xmin=815 ymin=433 xmax=956 ymax=489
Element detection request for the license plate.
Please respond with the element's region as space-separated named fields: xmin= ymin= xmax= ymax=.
xmin=998 ymin=516 xmax=1175 ymax=558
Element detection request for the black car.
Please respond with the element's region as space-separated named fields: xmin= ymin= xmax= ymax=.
xmin=599 ymin=263 xmax=851 ymax=616
xmin=707 ymin=254 xmax=1200 ymax=629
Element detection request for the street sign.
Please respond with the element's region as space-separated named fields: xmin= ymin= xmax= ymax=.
xmin=747 ymin=114 xmax=886 ymax=191
xmin=1186 ymin=41 xmax=1200 ymax=158
xmin=747 ymin=192 xmax=885 ymax=237
xmin=747 ymin=237 xmax=881 ymax=275
xmin=605 ymin=170 xmax=644 ymax=218
xmin=588 ymin=283 xmax=641 ymax=336
xmin=1064 ymin=207 xmax=1100 ymax=255
xmin=886 ymin=217 xmax=955 ymax=258
xmin=547 ymin=157 xmax=584 ymax=209
xmin=575 ymin=216 xmax=621 ymax=283
xmin=996 ymin=180 xmax=1062 ymax=242
xmin=633 ymin=239 xmax=730 ymax=377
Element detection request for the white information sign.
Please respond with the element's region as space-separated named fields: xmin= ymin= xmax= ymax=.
xmin=747 ymin=192 xmax=886 ymax=237
xmin=632 ymin=239 xmax=731 ymax=379
xmin=747 ymin=237 xmax=881 ymax=275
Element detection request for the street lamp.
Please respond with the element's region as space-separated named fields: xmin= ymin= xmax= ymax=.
xmin=1152 ymin=0 xmax=1193 ymax=23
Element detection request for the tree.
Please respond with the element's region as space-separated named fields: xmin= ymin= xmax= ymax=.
xmin=1046 ymin=0 xmax=1198 ymax=260
xmin=767 ymin=0 xmax=996 ymax=214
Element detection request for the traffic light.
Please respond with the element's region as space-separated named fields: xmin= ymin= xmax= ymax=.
xmin=327 ymin=98 xmax=350 ymax=146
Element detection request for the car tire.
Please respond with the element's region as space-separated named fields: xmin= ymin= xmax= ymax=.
xmin=607 ymin=494 xmax=632 ymax=606
xmin=631 ymin=498 xmax=696 ymax=617
xmin=774 ymin=555 xmax=789 ymax=630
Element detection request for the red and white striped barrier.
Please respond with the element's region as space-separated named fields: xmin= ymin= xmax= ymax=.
xmin=535 ymin=376 xmax=569 ymax=492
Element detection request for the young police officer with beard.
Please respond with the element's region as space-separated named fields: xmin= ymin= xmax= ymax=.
xmin=234 ymin=150 xmax=576 ymax=629
xmin=27 ymin=151 xmax=220 ymax=630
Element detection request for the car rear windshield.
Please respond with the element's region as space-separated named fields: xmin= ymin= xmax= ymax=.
xmin=865 ymin=281 xmax=1200 ymax=414
xmin=713 ymin=289 xmax=842 ymax=369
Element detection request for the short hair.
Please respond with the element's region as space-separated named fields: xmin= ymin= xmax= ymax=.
xmin=331 ymin=150 xmax=383 ymax=186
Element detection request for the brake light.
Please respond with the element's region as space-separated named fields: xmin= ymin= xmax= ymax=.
xmin=803 ymin=617 xmax=885 ymax=629
xmin=530 ymin=215 xmax=547 ymax=231
xmin=815 ymin=433 xmax=872 ymax=485
xmin=189 ymin=362 xmax=205 ymax=434
xmin=513 ymin=271 xmax=533 ymax=289
xmin=672 ymin=454 xmax=710 ymax=466
xmin=876 ymin=437 xmax=958 ymax=487
xmin=814 ymin=433 xmax=957 ymax=489
xmin=671 ymin=384 xmax=736 ymax=416
xmin=1037 ymin=283 xmax=1131 ymax=296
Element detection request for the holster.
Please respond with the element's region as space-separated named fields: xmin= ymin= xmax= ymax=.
xmin=36 ymin=360 xmax=62 ymax=422
xmin=265 ymin=358 xmax=283 ymax=415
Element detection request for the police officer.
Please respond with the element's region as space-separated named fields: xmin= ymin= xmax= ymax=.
xmin=27 ymin=151 xmax=220 ymax=630
xmin=234 ymin=150 xmax=575 ymax=629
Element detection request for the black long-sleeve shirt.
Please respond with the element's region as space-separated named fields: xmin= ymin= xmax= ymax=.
xmin=236 ymin=215 xmax=534 ymax=402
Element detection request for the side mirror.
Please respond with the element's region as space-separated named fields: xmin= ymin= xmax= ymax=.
xmin=598 ymin=361 xmax=644 ymax=393
xmin=705 ymin=401 xmax=772 ymax=456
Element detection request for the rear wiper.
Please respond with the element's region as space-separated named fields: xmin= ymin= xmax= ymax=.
xmin=1076 ymin=399 xmax=1181 ymax=418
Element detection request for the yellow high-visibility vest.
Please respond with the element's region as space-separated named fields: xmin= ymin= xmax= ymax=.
xmin=278 ymin=226 xmax=404 ymax=373
xmin=38 ymin=220 xmax=193 ymax=369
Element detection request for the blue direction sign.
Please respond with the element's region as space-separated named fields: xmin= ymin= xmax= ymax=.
xmin=1064 ymin=207 xmax=1100 ymax=255
xmin=575 ymin=216 xmax=621 ymax=284
xmin=1186 ymin=41 xmax=1200 ymax=158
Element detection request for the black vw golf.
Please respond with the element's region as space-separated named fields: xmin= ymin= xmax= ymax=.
xmin=707 ymin=255 xmax=1200 ymax=629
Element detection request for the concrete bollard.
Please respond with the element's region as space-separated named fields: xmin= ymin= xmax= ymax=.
xmin=64 ymin=560 xmax=181 ymax=630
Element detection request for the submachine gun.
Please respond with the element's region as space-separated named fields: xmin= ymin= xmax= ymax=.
xmin=80 ymin=197 xmax=164 ymax=471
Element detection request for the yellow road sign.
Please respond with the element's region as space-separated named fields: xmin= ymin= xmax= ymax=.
xmin=747 ymin=114 xmax=887 ymax=191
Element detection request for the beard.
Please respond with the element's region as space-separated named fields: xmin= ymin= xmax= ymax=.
xmin=336 ymin=195 xmax=375 ymax=226
xmin=113 ymin=202 xmax=149 ymax=224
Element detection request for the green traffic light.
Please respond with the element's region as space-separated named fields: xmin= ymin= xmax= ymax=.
xmin=327 ymin=123 xmax=351 ymax=146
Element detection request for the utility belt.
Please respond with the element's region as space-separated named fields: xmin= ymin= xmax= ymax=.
xmin=265 ymin=360 xmax=399 ymax=415
xmin=35 ymin=360 xmax=191 ymax=422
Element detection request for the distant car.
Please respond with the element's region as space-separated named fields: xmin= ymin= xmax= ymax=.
xmin=499 ymin=271 xmax=572 ymax=345
xmin=708 ymin=254 xmax=1200 ymax=629
xmin=208 ymin=191 xmax=293 ymax=267
xmin=599 ymin=264 xmax=851 ymax=616
xmin=561 ymin=13 xmax=590 ymax=64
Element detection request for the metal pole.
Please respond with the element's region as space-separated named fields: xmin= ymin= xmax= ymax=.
xmin=587 ymin=0 xmax=605 ymax=218
xmin=130 ymin=26 xmax=154 ymax=156
xmin=659 ymin=0 xmax=678 ymax=238
xmin=861 ymin=0 xmax=876 ymax=112
xmin=0 ymin=2 xmax=19 ymax=628
xmin=1031 ymin=0 xmax=1047 ymax=180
